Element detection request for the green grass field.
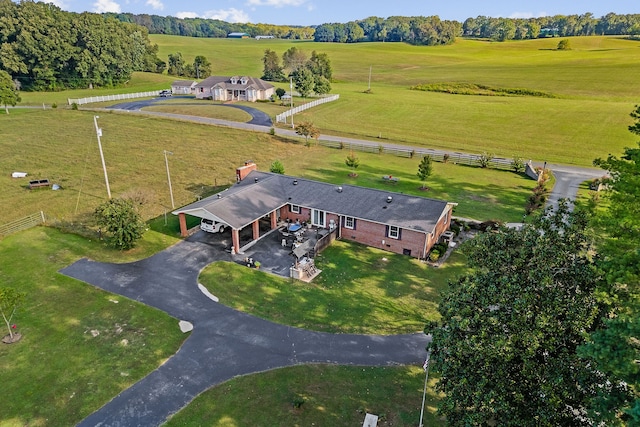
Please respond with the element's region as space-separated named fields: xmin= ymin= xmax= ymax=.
xmin=165 ymin=365 xmax=445 ymax=427
xmin=200 ymin=241 xmax=468 ymax=334
xmin=16 ymin=36 xmax=639 ymax=166
xmin=0 ymin=227 xmax=186 ymax=425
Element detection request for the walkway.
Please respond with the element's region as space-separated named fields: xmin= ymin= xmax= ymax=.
xmin=60 ymin=232 xmax=428 ymax=426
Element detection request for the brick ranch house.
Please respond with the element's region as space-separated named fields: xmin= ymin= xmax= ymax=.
xmin=194 ymin=76 xmax=275 ymax=102
xmin=173 ymin=162 xmax=455 ymax=259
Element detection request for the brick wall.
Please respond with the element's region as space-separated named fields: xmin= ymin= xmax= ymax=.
xmin=340 ymin=219 xmax=428 ymax=259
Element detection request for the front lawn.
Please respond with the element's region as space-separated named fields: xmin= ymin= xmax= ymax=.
xmin=0 ymin=227 xmax=186 ymax=425
xmin=200 ymin=240 xmax=468 ymax=334
xmin=165 ymin=365 xmax=445 ymax=427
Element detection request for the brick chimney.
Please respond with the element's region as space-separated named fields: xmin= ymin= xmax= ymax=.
xmin=236 ymin=161 xmax=257 ymax=182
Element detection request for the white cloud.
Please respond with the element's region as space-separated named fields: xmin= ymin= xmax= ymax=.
xmin=146 ymin=0 xmax=164 ymax=11
xmin=509 ymin=11 xmax=548 ymax=19
xmin=93 ymin=0 xmax=121 ymax=13
xmin=203 ymin=8 xmax=251 ymax=23
xmin=246 ymin=0 xmax=307 ymax=7
xmin=176 ymin=11 xmax=198 ymax=19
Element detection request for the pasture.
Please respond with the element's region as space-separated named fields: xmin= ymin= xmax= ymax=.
xmin=16 ymin=36 xmax=639 ymax=166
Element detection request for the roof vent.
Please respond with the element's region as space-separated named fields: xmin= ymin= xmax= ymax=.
xmin=217 ymin=194 xmax=221 ymax=199
xmin=254 ymin=178 xmax=259 ymax=183
xmin=387 ymin=196 xmax=393 ymax=203
xmin=337 ymin=186 xmax=343 ymax=193
xmin=293 ymin=180 xmax=298 ymax=185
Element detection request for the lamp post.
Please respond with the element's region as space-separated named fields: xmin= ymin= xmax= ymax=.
xmin=93 ymin=116 xmax=111 ymax=199
xmin=419 ymin=350 xmax=431 ymax=427
xmin=163 ymin=150 xmax=175 ymax=209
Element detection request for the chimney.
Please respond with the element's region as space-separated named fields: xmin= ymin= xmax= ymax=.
xmin=236 ymin=161 xmax=257 ymax=182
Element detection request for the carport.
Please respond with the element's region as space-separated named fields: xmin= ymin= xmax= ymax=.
xmin=172 ymin=162 xmax=282 ymax=255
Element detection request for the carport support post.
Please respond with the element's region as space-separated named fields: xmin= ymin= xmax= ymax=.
xmin=178 ymin=213 xmax=188 ymax=237
xmin=232 ymin=229 xmax=240 ymax=254
xmin=252 ymin=220 xmax=260 ymax=241
xmin=270 ymin=211 xmax=277 ymax=229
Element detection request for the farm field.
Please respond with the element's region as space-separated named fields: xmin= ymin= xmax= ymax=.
xmin=0 ymin=109 xmax=532 ymax=226
xmin=16 ymin=36 xmax=639 ymax=167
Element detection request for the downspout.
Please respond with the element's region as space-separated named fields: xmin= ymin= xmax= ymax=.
xmin=422 ymin=230 xmax=429 ymax=260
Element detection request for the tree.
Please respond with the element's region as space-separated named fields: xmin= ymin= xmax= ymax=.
xmin=313 ymin=76 xmax=332 ymax=95
xmin=193 ymin=55 xmax=211 ymax=79
xmin=282 ymin=46 xmax=307 ymax=73
xmin=275 ymin=87 xmax=286 ymax=99
xmin=308 ymin=50 xmax=333 ymax=81
xmin=270 ymin=160 xmax=285 ymax=174
xmin=295 ymin=121 xmax=319 ymax=146
xmin=417 ymin=155 xmax=433 ymax=189
xmin=292 ymin=67 xmax=315 ymax=98
xmin=345 ymin=151 xmax=360 ymax=176
xmin=261 ymin=49 xmax=285 ymax=82
xmin=557 ymin=39 xmax=572 ymax=50
xmin=0 ymin=70 xmax=21 ymax=114
xmin=429 ymin=202 xmax=607 ymax=426
xmin=0 ymin=287 xmax=25 ymax=342
xmin=167 ymin=52 xmax=185 ymax=76
xmin=583 ymin=106 xmax=640 ymax=424
xmin=94 ymin=198 xmax=146 ymax=250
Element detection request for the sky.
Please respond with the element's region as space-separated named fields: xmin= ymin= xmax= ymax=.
xmin=40 ymin=0 xmax=639 ymax=26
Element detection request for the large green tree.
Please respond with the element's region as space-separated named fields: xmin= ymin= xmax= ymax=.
xmin=292 ymin=67 xmax=315 ymax=98
xmin=261 ymin=48 xmax=284 ymax=82
xmin=417 ymin=155 xmax=433 ymax=189
xmin=582 ymin=105 xmax=640 ymax=425
xmin=193 ymin=55 xmax=211 ymax=79
xmin=282 ymin=46 xmax=307 ymax=73
xmin=94 ymin=198 xmax=146 ymax=250
xmin=0 ymin=70 xmax=20 ymax=113
xmin=429 ymin=202 xmax=607 ymax=426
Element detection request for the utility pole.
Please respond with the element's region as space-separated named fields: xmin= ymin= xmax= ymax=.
xmin=164 ymin=150 xmax=175 ymax=209
xmin=419 ymin=350 xmax=431 ymax=427
xmin=93 ymin=116 xmax=111 ymax=199
xmin=290 ymin=75 xmax=294 ymax=129
xmin=368 ymin=65 xmax=372 ymax=91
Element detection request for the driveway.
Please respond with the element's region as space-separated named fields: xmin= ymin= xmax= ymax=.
xmin=60 ymin=231 xmax=429 ymax=426
xmin=107 ymin=96 xmax=273 ymax=126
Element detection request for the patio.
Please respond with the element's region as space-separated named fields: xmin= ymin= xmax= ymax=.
xmin=233 ymin=223 xmax=332 ymax=282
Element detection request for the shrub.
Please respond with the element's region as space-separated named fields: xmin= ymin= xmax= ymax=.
xmin=269 ymin=127 xmax=275 ymax=136
xmin=450 ymin=223 xmax=461 ymax=235
xmin=443 ymin=153 xmax=450 ymax=163
xmin=478 ymin=152 xmax=494 ymax=168
xmin=71 ymin=102 xmax=78 ymax=110
xmin=511 ymin=156 xmax=525 ymax=173
xmin=51 ymin=102 xmax=57 ymax=109
xmin=292 ymin=395 xmax=305 ymax=408
xmin=429 ymin=250 xmax=440 ymax=261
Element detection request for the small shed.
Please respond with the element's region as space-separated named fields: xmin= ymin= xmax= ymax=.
xmin=171 ymin=80 xmax=197 ymax=95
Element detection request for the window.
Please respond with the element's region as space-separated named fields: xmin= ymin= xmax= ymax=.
xmin=344 ymin=216 xmax=355 ymax=229
xmin=388 ymin=226 xmax=400 ymax=239
xmin=290 ymin=205 xmax=300 ymax=213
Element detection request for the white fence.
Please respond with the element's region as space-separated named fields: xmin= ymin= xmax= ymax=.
xmin=0 ymin=211 xmax=46 ymax=237
xmin=276 ymin=94 xmax=340 ymax=123
xmin=68 ymin=91 xmax=163 ymax=106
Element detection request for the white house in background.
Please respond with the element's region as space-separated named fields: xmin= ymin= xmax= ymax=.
xmin=194 ymin=76 xmax=275 ymax=102
xmin=171 ymin=80 xmax=198 ymax=95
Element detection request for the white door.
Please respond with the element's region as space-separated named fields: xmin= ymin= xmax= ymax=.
xmin=311 ymin=209 xmax=326 ymax=227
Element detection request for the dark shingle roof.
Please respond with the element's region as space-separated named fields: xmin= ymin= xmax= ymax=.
xmin=175 ymin=171 xmax=449 ymax=233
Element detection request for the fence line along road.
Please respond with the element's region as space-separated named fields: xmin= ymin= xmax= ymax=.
xmin=0 ymin=211 xmax=46 ymax=237
xmin=276 ymin=94 xmax=340 ymax=123
xmin=68 ymin=91 xmax=163 ymax=106
xmin=317 ymin=139 xmax=517 ymax=171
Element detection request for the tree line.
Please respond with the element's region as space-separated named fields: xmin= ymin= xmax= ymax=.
xmin=262 ymin=47 xmax=332 ymax=97
xmin=0 ymin=0 xmax=162 ymax=91
xmin=107 ymin=13 xmax=314 ymax=40
xmin=314 ymin=16 xmax=461 ymax=45
xmin=463 ymin=13 xmax=640 ymax=41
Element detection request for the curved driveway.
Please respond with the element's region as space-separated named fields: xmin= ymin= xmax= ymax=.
xmin=107 ymin=96 xmax=273 ymax=126
xmin=61 ymin=233 xmax=428 ymax=426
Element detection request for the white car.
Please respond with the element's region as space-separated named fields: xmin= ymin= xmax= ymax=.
xmin=201 ymin=218 xmax=225 ymax=233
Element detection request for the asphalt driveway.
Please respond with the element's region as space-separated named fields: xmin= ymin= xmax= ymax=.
xmin=107 ymin=95 xmax=273 ymax=126
xmin=60 ymin=231 xmax=429 ymax=426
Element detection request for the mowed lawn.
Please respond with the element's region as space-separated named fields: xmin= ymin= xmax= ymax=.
xmin=0 ymin=109 xmax=533 ymax=226
xmin=0 ymin=227 xmax=186 ymax=426
xmin=200 ymin=241 xmax=469 ymax=335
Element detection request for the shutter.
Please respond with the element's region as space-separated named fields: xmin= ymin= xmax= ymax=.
xmin=385 ymin=225 xmax=389 ymax=237
xmin=398 ymin=228 xmax=402 ymax=240
xmin=353 ymin=218 xmax=357 ymax=230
